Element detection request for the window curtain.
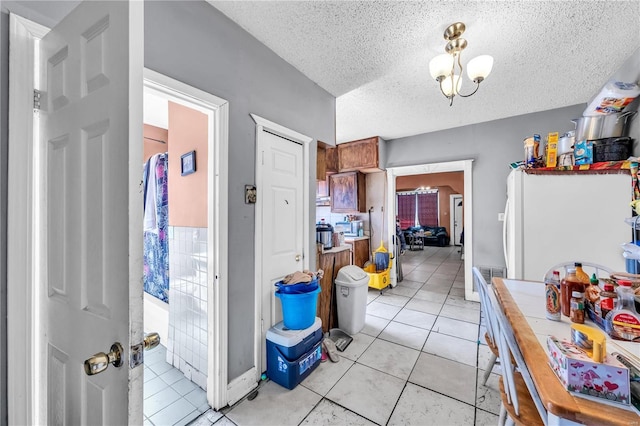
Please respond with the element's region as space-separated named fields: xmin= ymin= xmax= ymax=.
xmin=417 ymin=192 xmax=438 ymax=226
xmin=397 ymin=193 xmax=416 ymax=229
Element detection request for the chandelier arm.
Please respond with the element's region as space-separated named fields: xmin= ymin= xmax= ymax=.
xmin=457 ymin=81 xmax=481 ymax=98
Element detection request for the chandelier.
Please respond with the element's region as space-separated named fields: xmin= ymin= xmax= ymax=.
xmin=429 ymin=22 xmax=493 ymax=106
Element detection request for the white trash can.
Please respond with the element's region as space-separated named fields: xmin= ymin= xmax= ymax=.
xmin=334 ymin=265 xmax=369 ymax=335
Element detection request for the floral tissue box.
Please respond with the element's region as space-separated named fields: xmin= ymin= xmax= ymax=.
xmin=547 ymin=336 xmax=630 ymax=406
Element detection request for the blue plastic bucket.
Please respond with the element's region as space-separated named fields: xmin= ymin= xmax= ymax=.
xmin=274 ymin=278 xmax=319 ymax=294
xmin=275 ymin=287 xmax=321 ymax=330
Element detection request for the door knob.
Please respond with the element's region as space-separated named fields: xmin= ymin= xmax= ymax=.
xmin=84 ymin=342 xmax=124 ymax=376
xmin=144 ymin=332 xmax=160 ymax=350
xmin=295 ymin=254 xmax=301 ymax=262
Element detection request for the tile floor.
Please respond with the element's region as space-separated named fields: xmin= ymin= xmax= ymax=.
xmin=147 ymin=245 xmax=502 ymax=425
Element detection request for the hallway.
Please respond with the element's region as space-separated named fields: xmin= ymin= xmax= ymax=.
xmin=147 ymin=245 xmax=500 ymax=425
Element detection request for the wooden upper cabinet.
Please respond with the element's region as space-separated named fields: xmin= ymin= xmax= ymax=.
xmin=325 ymin=147 xmax=338 ymax=174
xmin=338 ymin=136 xmax=386 ymax=173
xmin=329 ymin=171 xmax=366 ymax=213
xmin=316 ymin=145 xmax=326 ymax=180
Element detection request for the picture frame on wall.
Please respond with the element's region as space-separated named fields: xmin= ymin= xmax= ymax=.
xmin=181 ymin=150 xmax=196 ymax=176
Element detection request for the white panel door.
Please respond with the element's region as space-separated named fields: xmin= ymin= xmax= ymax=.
xmin=452 ymin=194 xmax=463 ymax=245
xmin=260 ymin=131 xmax=304 ymax=371
xmin=39 ymin=1 xmax=142 ymax=424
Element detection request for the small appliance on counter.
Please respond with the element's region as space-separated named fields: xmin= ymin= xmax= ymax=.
xmin=338 ymin=220 xmax=362 ymax=237
xmin=316 ymin=222 xmax=333 ymax=249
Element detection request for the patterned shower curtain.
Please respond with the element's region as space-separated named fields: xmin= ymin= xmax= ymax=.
xmin=143 ymin=153 xmax=169 ymax=302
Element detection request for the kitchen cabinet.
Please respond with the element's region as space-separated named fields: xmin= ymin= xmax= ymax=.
xmin=316 ymin=246 xmax=351 ymax=333
xmin=316 ymin=145 xmax=326 ymax=180
xmin=329 ymin=171 xmax=366 ymax=213
xmin=325 ymin=146 xmax=338 ymax=174
xmin=345 ymin=237 xmax=370 ymax=268
xmin=316 ymin=180 xmax=329 ymax=197
xmin=338 ymin=136 xmax=386 ymax=173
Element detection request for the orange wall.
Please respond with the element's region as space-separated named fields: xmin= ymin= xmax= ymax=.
xmin=143 ymin=124 xmax=168 ymax=162
xmin=168 ymin=101 xmax=208 ymax=227
xmin=396 ymin=172 xmax=464 ymax=231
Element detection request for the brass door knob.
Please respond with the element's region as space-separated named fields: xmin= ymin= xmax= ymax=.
xmin=295 ymin=254 xmax=301 ymax=262
xmin=144 ymin=332 xmax=160 ymax=350
xmin=84 ymin=342 xmax=124 ymax=376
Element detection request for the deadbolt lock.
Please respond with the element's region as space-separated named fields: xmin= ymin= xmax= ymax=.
xmin=84 ymin=342 xmax=124 ymax=376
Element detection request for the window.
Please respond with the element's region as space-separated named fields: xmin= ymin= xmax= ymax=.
xmin=396 ymin=190 xmax=439 ymax=229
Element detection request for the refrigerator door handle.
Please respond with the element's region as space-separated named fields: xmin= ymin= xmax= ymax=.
xmin=502 ymin=198 xmax=509 ymax=267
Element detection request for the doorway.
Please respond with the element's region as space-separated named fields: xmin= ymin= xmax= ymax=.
xmin=386 ymin=160 xmax=476 ymax=302
xmin=143 ymin=69 xmax=230 ymax=411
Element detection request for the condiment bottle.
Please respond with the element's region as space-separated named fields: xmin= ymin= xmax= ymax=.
xmin=570 ymin=291 xmax=585 ymax=324
xmin=600 ymin=283 xmax=616 ymax=319
xmin=561 ymin=268 xmax=583 ymax=317
xmin=574 ymin=262 xmax=590 ymax=284
xmin=545 ymin=270 xmax=561 ymax=321
xmin=606 ymin=280 xmax=640 ymax=341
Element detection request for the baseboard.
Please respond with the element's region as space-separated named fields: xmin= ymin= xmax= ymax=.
xmin=226 ymin=368 xmax=258 ymax=407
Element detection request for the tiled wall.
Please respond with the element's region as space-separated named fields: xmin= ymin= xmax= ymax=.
xmin=166 ymin=226 xmax=208 ymax=390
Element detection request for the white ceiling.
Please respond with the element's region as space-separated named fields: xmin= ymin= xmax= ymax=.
xmin=207 ymin=0 xmax=640 ymax=143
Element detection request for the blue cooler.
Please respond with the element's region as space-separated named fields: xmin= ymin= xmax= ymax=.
xmin=266 ymin=317 xmax=323 ymax=389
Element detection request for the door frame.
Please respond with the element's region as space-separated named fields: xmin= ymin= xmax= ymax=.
xmin=7 ymin=14 xmax=54 ymax=425
xmin=450 ymin=194 xmax=463 ymax=246
xmin=251 ymin=114 xmax=311 ymax=380
xmin=386 ymin=160 xmax=477 ymax=302
xmin=143 ymin=69 xmax=230 ymax=410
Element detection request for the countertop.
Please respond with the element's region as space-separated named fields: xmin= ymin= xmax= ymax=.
xmin=343 ymin=236 xmax=370 ymax=242
xmin=318 ymin=245 xmax=351 ymax=255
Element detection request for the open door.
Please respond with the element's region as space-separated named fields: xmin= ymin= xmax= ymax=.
xmin=8 ymin=1 xmax=143 ymax=424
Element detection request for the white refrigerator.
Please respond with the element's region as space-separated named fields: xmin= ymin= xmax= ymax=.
xmin=503 ymin=169 xmax=632 ymax=281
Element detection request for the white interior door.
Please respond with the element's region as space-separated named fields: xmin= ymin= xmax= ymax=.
xmin=452 ymin=194 xmax=463 ymax=245
xmin=38 ymin=2 xmax=143 ymax=424
xmin=259 ymin=131 xmax=304 ymax=372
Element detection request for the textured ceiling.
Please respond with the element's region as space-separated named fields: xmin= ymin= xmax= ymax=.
xmin=208 ymin=1 xmax=640 ymax=142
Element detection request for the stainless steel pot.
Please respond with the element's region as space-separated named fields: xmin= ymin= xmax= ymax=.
xmin=572 ymin=111 xmax=636 ymax=142
xmin=316 ymin=224 xmax=333 ymax=249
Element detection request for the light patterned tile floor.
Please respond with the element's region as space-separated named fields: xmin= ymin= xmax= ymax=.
xmin=149 ymin=246 xmax=500 ymax=425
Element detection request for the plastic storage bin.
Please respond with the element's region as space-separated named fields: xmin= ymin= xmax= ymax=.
xmin=275 ymin=286 xmax=320 ymax=330
xmin=334 ymin=265 xmax=369 ymax=334
xmin=266 ymin=317 xmax=323 ymax=389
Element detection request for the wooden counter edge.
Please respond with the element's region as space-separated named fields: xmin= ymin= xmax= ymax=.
xmin=492 ymin=278 xmax=639 ymax=425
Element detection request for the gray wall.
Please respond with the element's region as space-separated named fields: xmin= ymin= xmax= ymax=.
xmin=0 ymin=9 xmax=8 ymax=426
xmin=143 ymin=1 xmax=335 ymax=380
xmin=386 ymin=104 xmax=586 ymax=269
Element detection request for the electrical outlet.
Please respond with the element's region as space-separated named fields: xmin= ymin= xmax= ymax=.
xmin=498 ymin=212 xmax=505 ymax=221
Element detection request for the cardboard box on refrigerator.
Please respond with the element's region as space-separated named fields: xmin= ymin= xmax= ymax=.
xmin=547 ymin=336 xmax=630 ymax=406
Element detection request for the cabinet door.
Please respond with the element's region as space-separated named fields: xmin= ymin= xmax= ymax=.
xmin=316 ymin=180 xmax=329 ymax=197
xmin=354 ymin=239 xmax=370 ymax=267
xmin=338 ymin=137 xmax=379 ymax=172
xmin=317 ymin=145 xmax=326 ymax=180
xmin=326 ymin=146 xmax=338 ymax=174
xmin=330 ymin=172 xmax=366 ymax=213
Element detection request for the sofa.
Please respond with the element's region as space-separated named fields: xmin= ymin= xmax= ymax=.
xmin=404 ymin=226 xmax=450 ymax=247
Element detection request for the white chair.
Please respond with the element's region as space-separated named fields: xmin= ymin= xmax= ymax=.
xmin=488 ymin=287 xmax=547 ymax=426
xmin=472 ymin=266 xmax=499 ymax=386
